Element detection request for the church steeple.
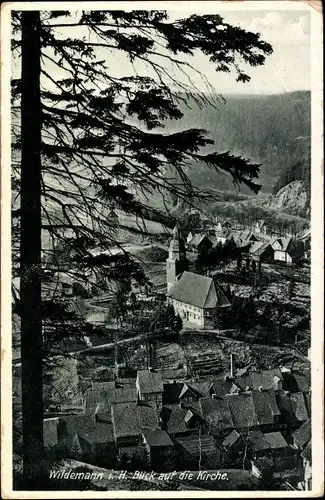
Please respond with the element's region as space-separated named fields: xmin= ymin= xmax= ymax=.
xmin=166 ymin=225 xmax=188 ymax=293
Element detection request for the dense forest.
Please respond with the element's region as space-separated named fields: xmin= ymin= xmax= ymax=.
xmin=162 ymin=90 xmax=311 ymax=194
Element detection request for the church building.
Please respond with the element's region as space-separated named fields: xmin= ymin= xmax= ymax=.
xmin=166 ymin=226 xmax=231 ymax=329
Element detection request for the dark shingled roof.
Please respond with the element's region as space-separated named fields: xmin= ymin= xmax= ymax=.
xmin=137 ymin=370 xmax=163 ymax=394
xmin=200 ymin=397 xmax=234 ymax=433
xmin=264 ymin=432 xmax=289 ymax=450
xmin=161 ymin=404 xmax=189 ymax=435
xmin=184 ymin=381 xmax=211 ymax=398
xmin=174 ymin=434 xmax=216 ymax=458
xmin=225 ymin=393 xmax=259 ymax=429
xmin=290 ymin=392 xmax=309 ymax=422
xmin=163 ymin=382 xmax=186 ymax=404
xmin=250 ymin=369 xmax=283 ymax=391
xmin=83 ymin=387 xmax=137 ymax=413
xmin=142 ymin=429 xmax=174 ymax=447
xmin=252 ymin=391 xmax=276 ymax=426
xmin=301 ymin=440 xmax=311 ymax=463
xmin=210 ymin=378 xmax=240 ymax=398
xmin=248 ymin=430 xmax=269 ymax=452
xmin=292 ymin=418 xmax=311 ymax=449
xmin=281 ymin=370 xmax=311 ymax=393
xmin=188 ymin=234 xmax=211 ymax=248
xmin=59 ymin=413 xmax=114 ymax=445
xmin=167 ymin=271 xmax=231 ymax=309
xmin=112 ymin=402 xmax=158 ymax=439
xmin=222 ymin=430 xmax=242 ymax=449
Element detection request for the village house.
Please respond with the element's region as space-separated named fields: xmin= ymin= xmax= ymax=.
xmin=43 ymin=413 xmax=117 ymax=467
xmin=111 ymin=401 xmax=159 ymax=461
xmin=292 ymin=418 xmax=311 ymax=451
xmin=186 ymin=233 xmax=213 ymax=253
xmin=83 ymin=386 xmax=137 ymax=414
xmin=249 ymin=241 xmax=274 ymax=263
xmin=167 ymin=271 xmax=231 ymax=329
xmin=136 ymin=369 xmax=164 ymax=408
xmin=271 ymin=237 xmax=304 ymax=264
xmin=173 ymin=434 xmax=218 ymax=470
xmin=142 ymin=429 xmax=175 ymax=471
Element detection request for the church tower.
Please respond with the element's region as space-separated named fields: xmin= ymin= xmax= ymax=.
xmin=166 ymin=225 xmax=189 ymax=293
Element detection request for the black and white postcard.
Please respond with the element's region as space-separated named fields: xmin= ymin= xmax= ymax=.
xmin=1 ymin=1 xmax=323 ymax=497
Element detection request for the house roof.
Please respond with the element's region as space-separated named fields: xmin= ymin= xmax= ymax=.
xmin=292 ymin=418 xmax=311 ymax=449
xmin=111 ymin=402 xmax=158 ymax=439
xmin=282 ymin=370 xmax=311 ymax=393
xmin=161 ymin=404 xmax=189 ymax=435
xmin=174 ymin=434 xmax=216 ymax=458
xmin=59 ymin=413 xmax=114 ymax=445
xmin=240 ymin=230 xmax=257 ymax=242
xmin=252 ymin=391 xmax=277 ymax=426
xmin=167 ymin=271 xmax=231 ymax=309
xmin=137 ymin=369 xmax=163 ymax=394
xmin=264 ymin=432 xmax=289 ymax=450
xmin=142 ymin=429 xmax=174 ymax=447
xmin=301 ymin=440 xmax=311 ymax=463
xmin=248 ymin=430 xmax=269 ymax=451
xmin=188 ymin=234 xmax=211 ymax=247
xmin=163 ymin=382 xmax=186 ymax=404
xmin=225 ymin=393 xmax=259 ymax=428
xmin=185 ymin=381 xmax=211 ymax=398
xmin=84 ymin=387 xmax=137 ymax=413
xmin=250 ymin=369 xmax=283 ymax=391
xmin=250 ymin=242 xmax=273 ymax=257
xmin=91 ymin=381 xmax=116 ymax=391
xmin=210 ymin=378 xmax=240 ymax=398
xmin=222 ymin=430 xmax=242 ymax=448
xmin=290 ymin=392 xmax=309 ymax=422
xmin=200 ymin=397 xmax=234 ymax=432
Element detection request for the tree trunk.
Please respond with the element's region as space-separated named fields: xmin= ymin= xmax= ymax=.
xmin=20 ymin=11 xmax=43 ymax=486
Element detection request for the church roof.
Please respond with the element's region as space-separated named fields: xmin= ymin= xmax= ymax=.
xmin=167 ymin=271 xmax=231 ymax=309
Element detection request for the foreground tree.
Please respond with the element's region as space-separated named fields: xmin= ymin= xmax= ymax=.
xmin=11 ymin=9 xmax=272 ymax=485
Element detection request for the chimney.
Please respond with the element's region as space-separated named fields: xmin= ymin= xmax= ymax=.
xmin=230 ymin=353 xmax=235 ymax=379
xmin=173 ymin=380 xmax=177 ymax=384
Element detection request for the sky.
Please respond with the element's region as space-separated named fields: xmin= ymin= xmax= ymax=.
xmin=11 ymin=7 xmax=311 ymax=96
xmin=156 ymin=9 xmax=311 ymax=95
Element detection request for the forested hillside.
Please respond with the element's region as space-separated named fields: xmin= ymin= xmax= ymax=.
xmin=164 ymin=91 xmax=311 ymax=194
xmin=272 ymin=156 xmax=311 ymax=195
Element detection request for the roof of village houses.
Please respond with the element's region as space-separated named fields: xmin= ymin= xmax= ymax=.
xmin=167 ymin=271 xmax=231 ymax=309
xmin=252 ymin=391 xmax=278 ymax=426
xmin=91 ymin=381 xmax=116 ymax=391
xmin=292 ymin=418 xmax=311 ymax=449
xmin=290 ymin=392 xmax=309 ymax=422
xmin=137 ymin=369 xmax=164 ymax=394
xmin=174 ymin=434 xmax=216 ymax=458
xmin=188 ymin=234 xmax=211 ymax=247
xmin=162 ymin=382 xmax=185 ymax=404
xmin=186 ymin=381 xmax=211 ymax=398
xmin=111 ymin=402 xmax=158 ymax=439
xmin=210 ymin=378 xmax=240 ymax=398
xmin=248 ymin=430 xmax=269 ymax=451
xmin=301 ymin=439 xmax=311 ymax=463
xmin=142 ymin=429 xmax=174 ymax=447
xmin=58 ymin=413 xmax=114 ymax=445
xmin=222 ymin=429 xmax=242 ymax=448
xmin=199 ymin=397 xmax=234 ymax=432
xmin=263 ymin=432 xmax=289 ymax=450
xmin=282 ymin=370 xmax=311 ymax=393
xmin=249 ymin=241 xmax=273 ymax=256
xmin=249 ymin=369 xmax=283 ymax=390
xmin=84 ymin=387 xmax=137 ymax=413
xmin=240 ymin=230 xmax=258 ymax=242
xmin=161 ymin=404 xmax=190 ymax=435
xmin=225 ymin=393 xmax=259 ymax=429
